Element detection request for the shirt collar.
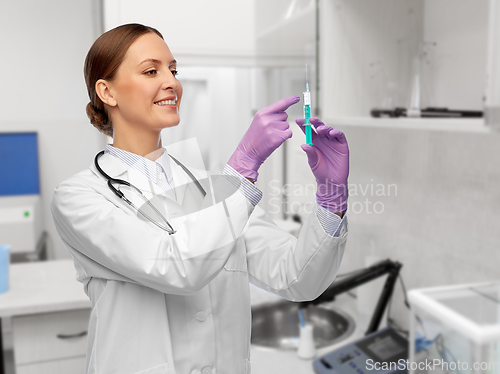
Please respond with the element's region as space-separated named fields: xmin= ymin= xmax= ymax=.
xmin=104 ymin=144 xmax=173 ymax=183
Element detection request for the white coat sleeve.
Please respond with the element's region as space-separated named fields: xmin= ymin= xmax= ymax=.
xmin=50 ymin=175 xmax=255 ymax=295
xmin=244 ymin=206 xmax=348 ymax=302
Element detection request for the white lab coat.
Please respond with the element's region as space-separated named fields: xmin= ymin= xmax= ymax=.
xmin=50 ymin=152 xmax=348 ymax=374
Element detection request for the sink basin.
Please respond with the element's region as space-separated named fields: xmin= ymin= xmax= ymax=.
xmin=251 ymin=301 xmax=355 ymax=350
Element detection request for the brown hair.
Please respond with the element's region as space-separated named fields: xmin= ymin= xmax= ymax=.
xmin=84 ymin=23 xmax=163 ymax=137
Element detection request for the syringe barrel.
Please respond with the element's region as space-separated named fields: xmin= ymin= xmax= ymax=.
xmin=303 ymin=91 xmax=311 ymax=105
xmin=303 ymin=91 xmax=312 ymax=125
xmin=304 ymin=105 xmax=311 ymax=124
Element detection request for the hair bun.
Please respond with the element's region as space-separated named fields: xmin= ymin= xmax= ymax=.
xmin=86 ymin=102 xmax=113 ymax=137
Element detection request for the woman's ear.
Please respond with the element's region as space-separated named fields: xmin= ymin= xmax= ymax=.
xmin=96 ymin=79 xmax=117 ymax=107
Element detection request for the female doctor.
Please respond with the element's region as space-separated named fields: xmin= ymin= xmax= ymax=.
xmin=51 ymin=23 xmax=349 ymax=374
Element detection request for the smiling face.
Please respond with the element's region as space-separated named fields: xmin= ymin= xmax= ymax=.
xmin=100 ymin=32 xmax=183 ymax=133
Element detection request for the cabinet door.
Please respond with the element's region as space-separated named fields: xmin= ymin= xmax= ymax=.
xmin=16 ymin=356 xmax=86 ymax=374
xmin=12 ymin=309 xmax=90 ymax=365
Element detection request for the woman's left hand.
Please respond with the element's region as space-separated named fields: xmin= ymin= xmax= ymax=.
xmin=295 ymin=117 xmax=349 ymax=213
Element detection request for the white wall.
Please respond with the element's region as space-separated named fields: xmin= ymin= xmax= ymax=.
xmin=255 ymin=0 xmax=316 ymax=67
xmin=104 ymin=0 xmax=256 ymax=66
xmin=0 ymin=0 xmax=106 ymax=260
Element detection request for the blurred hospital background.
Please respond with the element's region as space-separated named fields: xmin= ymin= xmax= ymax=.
xmin=1 ymin=1 xmax=500 ymax=373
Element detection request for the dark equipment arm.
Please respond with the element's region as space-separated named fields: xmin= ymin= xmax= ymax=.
xmin=300 ymin=259 xmax=402 ymax=336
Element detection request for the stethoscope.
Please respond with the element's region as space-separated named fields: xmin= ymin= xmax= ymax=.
xmin=94 ymin=150 xmax=206 ymax=235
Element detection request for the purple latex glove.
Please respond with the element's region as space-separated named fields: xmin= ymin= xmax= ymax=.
xmin=295 ymin=117 xmax=349 ymax=214
xmin=228 ymin=96 xmax=300 ymax=181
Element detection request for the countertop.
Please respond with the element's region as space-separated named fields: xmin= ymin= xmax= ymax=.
xmin=0 ymin=259 xmax=91 ymax=318
xmin=249 ymin=284 xmax=367 ymax=374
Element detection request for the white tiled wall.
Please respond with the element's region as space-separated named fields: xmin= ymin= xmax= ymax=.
xmin=328 ymin=124 xmax=500 ymax=328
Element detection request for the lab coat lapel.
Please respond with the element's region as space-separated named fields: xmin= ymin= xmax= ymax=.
xmin=123 ymin=165 xmax=188 ymax=226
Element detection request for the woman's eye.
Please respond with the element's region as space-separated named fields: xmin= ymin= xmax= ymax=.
xmin=170 ymin=70 xmax=178 ymax=77
xmin=145 ymin=69 xmax=157 ymax=75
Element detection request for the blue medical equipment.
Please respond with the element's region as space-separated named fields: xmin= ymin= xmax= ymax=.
xmin=0 ymin=245 xmax=10 ymax=294
xmin=0 ymin=132 xmax=40 ymax=196
xmin=0 ymin=132 xmax=43 ymax=257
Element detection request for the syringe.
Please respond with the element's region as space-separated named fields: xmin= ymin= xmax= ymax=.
xmin=303 ymin=64 xmax=313 ymax=145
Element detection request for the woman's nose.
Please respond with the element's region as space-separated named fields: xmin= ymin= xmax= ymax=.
xmin=162 ymin=72 xmax=179 ymax=91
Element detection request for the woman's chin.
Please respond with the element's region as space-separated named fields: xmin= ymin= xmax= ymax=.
xmin=158 ymin=116 xmax=180 ymax=129
xmin=162 ymin=120 xmax=180 ymax=129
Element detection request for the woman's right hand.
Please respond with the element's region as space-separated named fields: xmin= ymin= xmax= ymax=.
xmin=228 ymin=96 xmax=300 ymax=181
xmin=295 ymin=117 xmax=349 ymax=214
